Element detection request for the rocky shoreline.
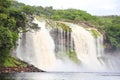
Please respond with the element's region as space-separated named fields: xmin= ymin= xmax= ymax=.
xmin=0 ymin=65 xmax=44 ymax=73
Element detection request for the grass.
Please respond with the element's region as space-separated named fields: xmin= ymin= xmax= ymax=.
xmin=2 ymin=56 xmax=27 ymax=67
xmin=89 ymin=28 xmax=101 ymax=38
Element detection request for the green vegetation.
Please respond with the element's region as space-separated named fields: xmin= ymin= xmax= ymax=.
xmin=35 ymin=16 xmax=71 ymax=32
xmin=93 ymin=16 xmax=120 ymax=50
xmin=10 ymin=1 xmax=96 ymax=22
xmin=66 ymin=50 xmax=80 ymax=63
xmin=2 ymin=56 xmax=27 ymax=67
xmin=0 ymin=0 xmax=38 ymax=66
xmin=0 ymin=0 xmax=18 ymax=65
xmin=51 ymin=9 xmax=94 ymax=21
xmin=89 ymin=28 xmax=101 ymax=38
xmin=102 ymin=16 xmax=120 ymax=49
xmin=56 ymin=51 xmax=80 ymax=63
xmin=56 ymin=22 xmax=72 ymax=32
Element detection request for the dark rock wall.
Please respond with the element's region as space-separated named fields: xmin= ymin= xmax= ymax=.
xmin=49 ymin=27 xmax=74 ymax=53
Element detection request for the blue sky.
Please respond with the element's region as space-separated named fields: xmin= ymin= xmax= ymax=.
xmin=17 ymin=0 xmax=120 ymax=16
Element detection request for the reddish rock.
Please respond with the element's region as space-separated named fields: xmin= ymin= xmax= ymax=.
xmin=0 ymin=65 xmax=44 ymax=73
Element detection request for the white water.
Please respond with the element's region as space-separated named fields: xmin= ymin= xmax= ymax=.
xmin=70 ymin=24 xmax=105 ymax=70
xmin=16 ymin=19 xmax=56 ymax=71
xmin=16 ymin=19 xmax=106 ymax=72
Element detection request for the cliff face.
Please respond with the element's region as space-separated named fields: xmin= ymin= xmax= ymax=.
xmin=15 ymin=17 xmax=108 ymax=71
xmin=50 ymin=27 xmax=74 ymax=53
xmin=45 ymin=21 xmax=77 ymax=62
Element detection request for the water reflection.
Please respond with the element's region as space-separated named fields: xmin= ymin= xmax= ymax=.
xmin=0 ymin=72 xmax=120 ymax=80
xmin=0 ymin=74 xmax=15 ymax=80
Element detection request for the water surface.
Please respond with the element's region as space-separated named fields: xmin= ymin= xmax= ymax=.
xmin=1 ymin=72 xmax=120 ymax=80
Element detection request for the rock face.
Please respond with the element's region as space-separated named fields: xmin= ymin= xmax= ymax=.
xmin=0 ymin=65 xmax=44 ymax=73
xmin=50 ymin=27 xmax=74 ymax=53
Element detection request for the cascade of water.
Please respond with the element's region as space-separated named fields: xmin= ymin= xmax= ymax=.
xmin=16 ymin=19 xmax=106 ymax=72
xmin=70 ymin=24 xmax=105 ymax=70
xmin=50 ymin=27 xmax=73 ymax=54
xmin=96 ymin=36 xmax=104 ymax=57
xmin=16 ymin=19 xmax=56 ymax=71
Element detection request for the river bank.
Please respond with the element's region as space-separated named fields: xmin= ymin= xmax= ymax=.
xmin=0 ymin=65 xmax=44 ymax=73
xmin=0 ymin=56 xmax=45 ymax=73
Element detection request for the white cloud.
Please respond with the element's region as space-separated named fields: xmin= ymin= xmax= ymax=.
xmin=18 ymin=0 xmax=120 ymax=15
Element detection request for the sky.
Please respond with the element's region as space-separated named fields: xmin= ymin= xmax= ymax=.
xmin=17 ymin=0 xmax=120 ymax=16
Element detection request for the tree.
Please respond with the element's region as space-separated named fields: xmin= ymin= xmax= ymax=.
xmin=0 ymin=0 xmax=11 ymax=13
xmin=21 ymin=5 xmax=35 ymax=15
xmin=104 ymin=17 xmax=120 ymax=50
xmin=0 ymin=0 xmax=27 ymax=65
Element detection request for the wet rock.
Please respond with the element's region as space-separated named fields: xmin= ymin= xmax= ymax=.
xmin=0 ymin=65 xmax=44 ymax=73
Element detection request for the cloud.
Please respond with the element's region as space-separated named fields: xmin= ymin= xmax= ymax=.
xmin=18 ymin=0 xmax=120 ymax=15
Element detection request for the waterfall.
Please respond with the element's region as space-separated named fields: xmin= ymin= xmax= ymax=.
xmin=16 ymin=18 xmax=106 ymax=72
xmin=16 ymin=19 xmax=56 ymax=71
xmin=70 ymin=24 xmax=105 ymax=70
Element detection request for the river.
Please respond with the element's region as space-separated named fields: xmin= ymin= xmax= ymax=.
xmin=1 ymin=72 xmax=120 ymax=80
